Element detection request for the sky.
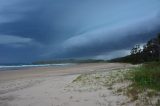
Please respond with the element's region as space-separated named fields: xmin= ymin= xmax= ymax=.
xmin=0 ymin=0 xmax=160 ymax=63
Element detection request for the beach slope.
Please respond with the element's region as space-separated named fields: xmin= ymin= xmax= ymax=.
xmin=0 ymin=63 xmax=132 ymax=106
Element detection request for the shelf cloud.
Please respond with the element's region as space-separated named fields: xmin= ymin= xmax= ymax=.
xmin=0 ymin=0 xmax=160 ymax=63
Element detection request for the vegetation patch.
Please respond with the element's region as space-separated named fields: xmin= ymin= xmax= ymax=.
xmin=124 ymin=62 xmax=160 ymax=105
xmin=130 ymin=62 xmax=160 ymax=91
xmin=68 ymin=62 xmax=160 ymax=105
xmin=70 ymin=69 xmax=129 ymax=91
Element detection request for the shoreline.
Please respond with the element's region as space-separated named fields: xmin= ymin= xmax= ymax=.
xmin=0 ymin=63 xmax=131 ymax=81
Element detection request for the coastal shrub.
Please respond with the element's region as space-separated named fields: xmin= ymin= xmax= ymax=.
xmin=131 ymin=62 xmax=160 ymax=91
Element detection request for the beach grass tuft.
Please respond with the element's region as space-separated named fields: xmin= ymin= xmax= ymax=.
xmin=130 ymin=62 xmax=160 ymax=91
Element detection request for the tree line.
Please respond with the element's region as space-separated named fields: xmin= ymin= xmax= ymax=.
xmin=110 ymin=33 xmax=160 ymax=64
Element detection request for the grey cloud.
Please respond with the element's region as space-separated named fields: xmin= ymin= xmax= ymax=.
xmin=94 ymin=49 xmax=131 ymax=60
xmin=0 ymin=35 xmax=32 ymax=44
xmin=0 ymin=35 xmax=43 ymax=48
xmin=45 ymin=12 xmax=160 ymax=59
xmin=0 ymin=0 xmax=160 ymax=63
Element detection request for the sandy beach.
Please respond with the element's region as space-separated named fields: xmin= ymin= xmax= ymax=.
xmin=0 ymin=63 xmax=133 ymax=106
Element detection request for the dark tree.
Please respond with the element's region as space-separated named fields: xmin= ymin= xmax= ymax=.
xmin=131 ymin=44 xmax=142 ymax=55
xmin=110 ymin=33 xmax=160 ymax=64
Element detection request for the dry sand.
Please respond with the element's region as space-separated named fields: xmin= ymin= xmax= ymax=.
xmin=0 ymin=63 xmax=133 ymax=106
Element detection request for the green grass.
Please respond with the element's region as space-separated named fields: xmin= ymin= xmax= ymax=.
xmin=70 ymin=63 xmax=160 ymax=105
xmin=130 ymin=61 xmax=160 ymax=91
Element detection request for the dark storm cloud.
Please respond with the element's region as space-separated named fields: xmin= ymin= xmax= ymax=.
xmin=0 ymin=0 xmax=160 ymax=63
xmin=47 ymin=13 xmax=160 ymax=59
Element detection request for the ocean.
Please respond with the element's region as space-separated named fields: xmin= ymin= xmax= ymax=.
xmin=0 ymin=63 xmax=74 ymax=71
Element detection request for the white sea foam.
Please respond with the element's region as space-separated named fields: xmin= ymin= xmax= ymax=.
xmin=0 ymin=63 xmax=74 ymax=69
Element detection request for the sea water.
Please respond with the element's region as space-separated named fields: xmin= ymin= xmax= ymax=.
xmin=0 ymin=63 xmax=74 ymax=71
